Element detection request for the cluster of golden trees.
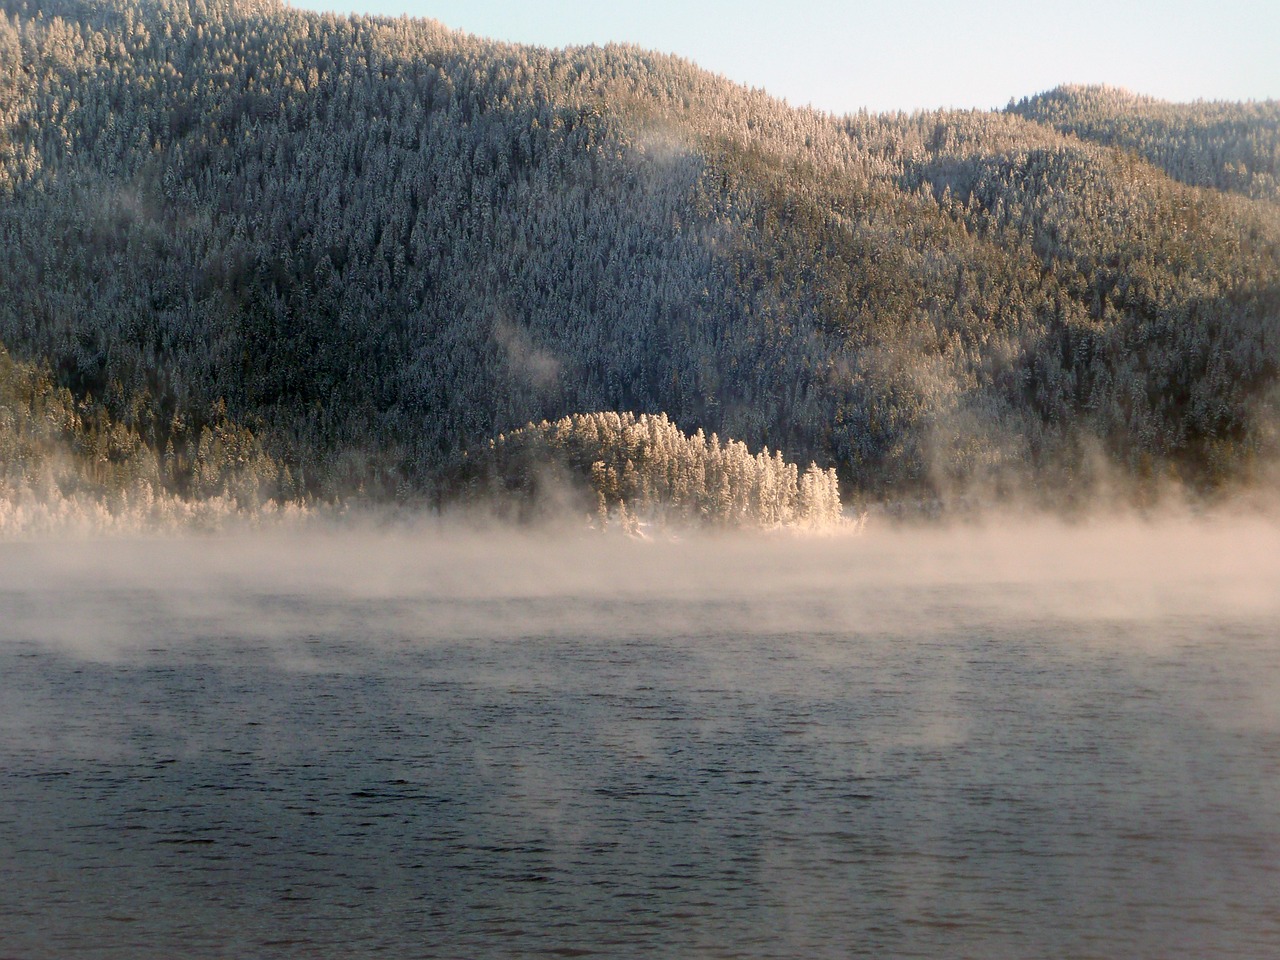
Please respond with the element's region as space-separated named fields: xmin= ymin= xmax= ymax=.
xmin=464 ymin=412 xmax=843 ymax=527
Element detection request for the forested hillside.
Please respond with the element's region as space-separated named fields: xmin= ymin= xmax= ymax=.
xmin=1 ymin=0 xmax=1277 ymax=520
xmin=1008 ymin=85 xmax=1280 ymax=202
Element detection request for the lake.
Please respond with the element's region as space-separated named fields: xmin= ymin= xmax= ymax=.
xmin=2 ymin=516 xmax=1279 ymax=958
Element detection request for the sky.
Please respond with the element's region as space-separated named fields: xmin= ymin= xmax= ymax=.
xmin=289 ymin=0 xmax=1280 ymax=115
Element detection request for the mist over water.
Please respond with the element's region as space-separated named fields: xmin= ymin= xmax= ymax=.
xmin=2 ymin=516 xmax=1279 ymax=958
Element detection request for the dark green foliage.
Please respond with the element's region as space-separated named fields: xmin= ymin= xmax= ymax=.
xmin=0 ymin=342 xmax=291 ymax=517
xmin=0 ymin=0 xmax=1277 ymax=512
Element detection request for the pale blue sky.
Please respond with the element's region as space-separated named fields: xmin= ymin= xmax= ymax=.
xmin=291 ymin=0 xmax=1279 ymax=115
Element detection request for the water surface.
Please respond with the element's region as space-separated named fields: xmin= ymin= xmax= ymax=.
xmin=2 ymin=519 xmax=1279 ymax=958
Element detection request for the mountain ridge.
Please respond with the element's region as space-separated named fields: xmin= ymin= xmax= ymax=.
xmin=0 ymin=0 xmax=1277 ymax=521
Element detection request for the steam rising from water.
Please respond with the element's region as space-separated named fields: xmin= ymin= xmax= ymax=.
xmin=3 ymin=515 xmax=1279 ymax=958
xmin=4 ymin=513 xmax=1277 ymax=658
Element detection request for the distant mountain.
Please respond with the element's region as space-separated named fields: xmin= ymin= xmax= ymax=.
xmin=1 ymin=0 xmax=1277 ymax=518
xmin=1008 ymin=84 xmax=1280 ymax=202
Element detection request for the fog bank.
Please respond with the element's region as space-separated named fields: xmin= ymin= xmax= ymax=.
xmin=2 ymin=513 xmax=1276 ymax=663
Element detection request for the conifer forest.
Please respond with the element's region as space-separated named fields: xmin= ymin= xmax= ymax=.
xmin=1 ymin=0 xmax=1278 ymax=529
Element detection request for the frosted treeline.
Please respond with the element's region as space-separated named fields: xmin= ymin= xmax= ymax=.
xmin=0 ymin=485 xmax=309 ymax=537
xmin=463 ymin=412 xmax=844 ymax=528
xmin=1 ymin=346 xmax=844 ymax=533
